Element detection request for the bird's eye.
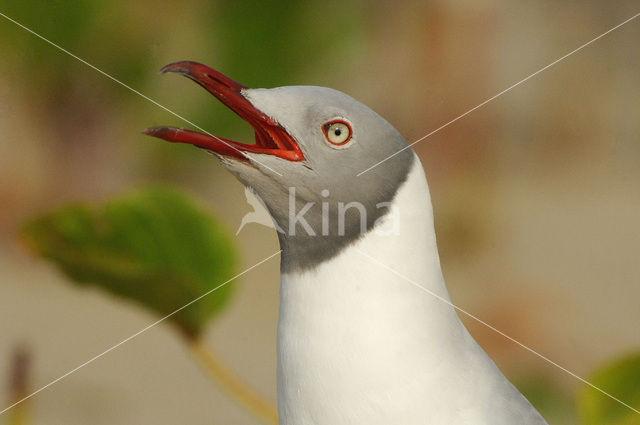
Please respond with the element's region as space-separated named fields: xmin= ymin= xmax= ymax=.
xmin=322 ymin=120 xmax=352 ymax=146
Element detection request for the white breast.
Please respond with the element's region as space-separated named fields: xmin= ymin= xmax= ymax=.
xmin=277 ymin=156 xmax=547 ymax=425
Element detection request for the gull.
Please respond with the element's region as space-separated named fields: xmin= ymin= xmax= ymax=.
xmin=145 ymin=61 xmax=548 ymax=425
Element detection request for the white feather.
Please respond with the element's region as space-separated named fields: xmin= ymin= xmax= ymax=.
xmin=277 ymin=155 xmax=547 ymax=424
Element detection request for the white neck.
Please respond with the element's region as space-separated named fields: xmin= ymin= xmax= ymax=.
xmin=276 ymin=156 xmax=546 ymax=425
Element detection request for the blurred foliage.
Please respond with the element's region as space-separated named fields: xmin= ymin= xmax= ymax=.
xmin=213 ymin=0 xmax=366 ymax=85
xmin=0 ymin=0 xmax=153 ymax=90
xmin=578 ymin=353 xmax=640 ymax=425
xmin=515 ymin=373 xmax=579 ymax=424
xmin=20 ymin=187 xmax=237 ymax=337
xmin=0 ymin=0 xmax=369 ymax=174
xmin=186 ymin=0 xmax=368 ymax=136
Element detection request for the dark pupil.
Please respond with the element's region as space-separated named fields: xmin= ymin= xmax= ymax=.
xmin=334 ymin=128 xmax=341 ymax=136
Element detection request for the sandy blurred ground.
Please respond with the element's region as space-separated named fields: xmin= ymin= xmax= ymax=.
xmin=1 ymin=0 xmax=639 ymax=423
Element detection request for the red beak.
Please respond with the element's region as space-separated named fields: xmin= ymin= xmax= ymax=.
xmin=143 ymin=61 xmax=304 ymax=162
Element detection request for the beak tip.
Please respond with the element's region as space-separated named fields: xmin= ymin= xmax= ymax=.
xmin=142 ymin=126 xmax=170 ymax=138
xmin=158 ymin=61 xmax=192 ymax=75
xmin=158 ymin=65 xmax=173 ymax=75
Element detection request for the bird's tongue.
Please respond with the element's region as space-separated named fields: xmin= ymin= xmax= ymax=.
xmin=143 ymin=61 xmax=303 ymax=162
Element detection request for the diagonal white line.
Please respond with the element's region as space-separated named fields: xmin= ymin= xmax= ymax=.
xmin=0 ymin=11 xmax=283 ymax=177
xmin=0 ymin=249 xmax=282 ymax=416
xmin=355 ymin=248 xmax=640 ymax=416
xmin=357 ymin=11 xmax=640 ymax=177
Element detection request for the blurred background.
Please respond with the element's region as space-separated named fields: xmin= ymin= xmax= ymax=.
xmin=1 ymin=0 xmax=639 ymax=423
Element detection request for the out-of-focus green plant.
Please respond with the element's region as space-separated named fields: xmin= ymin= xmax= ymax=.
xmin=0 ymin=0 xmax=152 ymax=90
xmin=514 ymin=373 xmax=579 ymax=424
xmin=20 ymin=187 xmax=277 ymax=424
xmin=578 ymin=353 xmax=640 ymax=425
xmin=21 ymin=187 xmax=235 ymax=337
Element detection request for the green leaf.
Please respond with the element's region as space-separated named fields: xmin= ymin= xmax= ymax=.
xmin=21 ymin=187 xmax=238 ymax=337
xmin=578 ymin=353 xmax=640 ymax=425
xmin=514 ymin=373 xmax=578 ymax=424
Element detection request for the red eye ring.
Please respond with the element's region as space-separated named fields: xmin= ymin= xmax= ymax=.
xmin=322 ymin=119 xmax=353 ymax=146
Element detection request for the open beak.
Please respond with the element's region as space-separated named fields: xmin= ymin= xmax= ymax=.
xmin=143 ymin=61 xmax=304 ymax=162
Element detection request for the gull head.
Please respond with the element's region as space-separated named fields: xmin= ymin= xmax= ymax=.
xmin=144 ymin=61 xmax=415 ymax=271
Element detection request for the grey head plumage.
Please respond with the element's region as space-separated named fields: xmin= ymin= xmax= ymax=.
xmin=144 ymin=61 xmax=414 ymax=272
